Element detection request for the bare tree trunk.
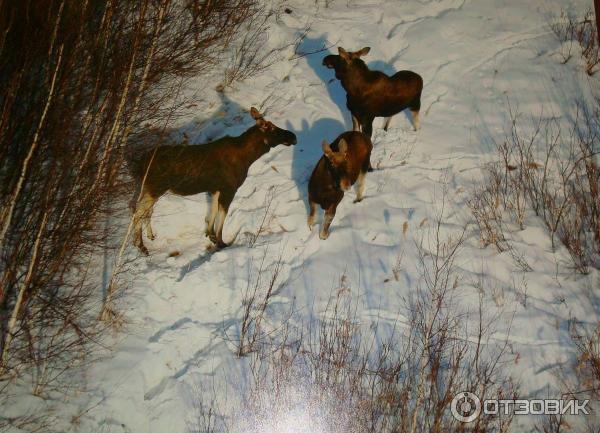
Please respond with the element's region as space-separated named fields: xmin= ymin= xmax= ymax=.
xmin=99 ymin=149 xmax=156 ymax=322
xmin=0 ymin=43 xmax=63 ymax=259
xmin=100 ymin=2 xmax=168 ymax=322
xmin=595 ymin=0 xmax=600 ymax=45
xmin=0 ymin=212 xmax=48 ymax=375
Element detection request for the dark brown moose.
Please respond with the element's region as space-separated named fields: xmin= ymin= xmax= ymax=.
xmin=130 ymin=107 xmax=297 ymax=254
xmin=323 ymin=47 xmax=423 ymax=138
xmin=308 ymin=131 xmax=372 ymax=240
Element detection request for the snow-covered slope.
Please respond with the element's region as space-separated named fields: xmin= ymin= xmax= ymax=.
xmin=75 ymin=0 xmax=598 ymax=431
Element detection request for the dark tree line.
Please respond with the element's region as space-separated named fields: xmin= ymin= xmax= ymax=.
xmin=0 ymin=0 xmax=263 ymax=415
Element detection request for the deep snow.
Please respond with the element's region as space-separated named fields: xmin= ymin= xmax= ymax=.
xmin=32 ymin=0 xmax=600 ymax=431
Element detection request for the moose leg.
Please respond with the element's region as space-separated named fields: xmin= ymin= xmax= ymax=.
xmin=362 ymin=116 xmax=374 ymax=139
xmin=132 ymin=188 xmax=157 ymax=255
xmin=383 ymin=116 xmax=393 ymax=132
xmin=145 ymin=202 xmax=156 ymax=240
xmin=214 ymin=205 xmax=229 ymax=248
xmin=360 ymin=116 xmax=375 ymax=172
xmin=354 ymin=171 xmax=367 ymax=203
xmin=308 ymin=200 xmax=317 ymax=230
xmin=212 ymin=193 xmax=233 ymax=248
xmin=205 ymin=191 xmax=220 ymax=237
xmin=352 ymin=114 xmax=361 ymax=132
xmin=410 ymin=97 xmax=421 ymax=131
xmin=411 ymin=110 xmax=420 ymax=131
xmin=320 ymin=204 xmax=338 ymax=240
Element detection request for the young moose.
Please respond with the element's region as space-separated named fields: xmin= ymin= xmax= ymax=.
xmin=323 ymin=47 xmax=423 ymax=137
xmin=308 ymin=131 xmax=372 ymax=240
xmin=130 ymin=107 xmax=297 ymax=254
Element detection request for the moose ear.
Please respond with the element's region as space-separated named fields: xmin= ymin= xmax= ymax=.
xmin=250 ymin=107 xmax=263 ymax=120
xmin=322 ymin=140 xmax=334 ymax=158
xmin=338 ymin=47 xmax=350 ymax=61
xmin=256 ymin=118 xmax=268 ymax=131
xmin=357 ymin=47 xmax=371 ymax=57
xmin=337 ymin=138 xmax=348 ymax=155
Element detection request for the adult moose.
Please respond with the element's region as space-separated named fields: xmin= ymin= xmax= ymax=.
xmin=323 ymin=47 xmax=423 ymax=138
xmin=130 ymin=107 xmax=296 ymax=254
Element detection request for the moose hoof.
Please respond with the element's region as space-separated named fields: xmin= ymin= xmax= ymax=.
xmin=353 ymin=197 xmax=363 ymax=203
xmin=138 ymin=244 xmax=149 ymax=256
xmin=215 ymin=240 xmax=229 ymax=249
xmin=208 ymin=234 xmax=229 ymax=249
xmin=319 ymin=230 xmax=330 ymax=240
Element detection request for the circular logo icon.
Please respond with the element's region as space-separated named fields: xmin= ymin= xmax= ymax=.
xmin=451 ymin=391 xmax=481 ymax=423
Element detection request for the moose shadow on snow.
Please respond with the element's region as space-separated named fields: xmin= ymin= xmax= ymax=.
xmin=301 ymin=34 xmax=352 ymax=129
xmin=287 ymin=35 xmax=348 ymax=216
xmin=288 ymin=117 xmax=345 ymax=216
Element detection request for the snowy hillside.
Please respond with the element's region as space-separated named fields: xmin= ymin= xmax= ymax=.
xmin=56 ymin=0 xmax=599 ymax=431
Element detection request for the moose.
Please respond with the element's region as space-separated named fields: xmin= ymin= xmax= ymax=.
xmin=130 ymin=107 xmax=297 ymax=254
xmin=308 ymin=131 xmax=372 ymax=240
xmin=323 ymin=47 xmax=423 ymax=138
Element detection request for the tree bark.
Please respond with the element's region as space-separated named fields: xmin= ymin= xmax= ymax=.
xmin=595 ymin=0 xmax=600 ymax=45
xmin=0 ymin=43 xmax=64 ymax=302
xmin=100 ymin=2 xmax=168 ymax=321
xmin=0 ymin=211 xmax=48 ymax=374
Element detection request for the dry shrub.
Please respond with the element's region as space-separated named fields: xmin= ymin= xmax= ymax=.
xmin=234 ymin=247 xmax=285 ymax=357
xmin=244 ymin=186 xmax=278 ymax=248
xmin=468 ymin=163 xmax=509 ymax=251
xmin=0 ymin=0 xmax=266 ymax=426
xmin=245 ymin=234 xmax=515 ymax=433
xmin=536 ymin=322 xmax=600 ymax=433
xmin=470 ymin=102 xmax=600 ymax=273
xmin=551 ymin=8 xmax=600 ymax=75
xmin=219 ymin=8 xmax=279 ymax=90
xmin=200 ymin=216 xmax=516 ymax=433
xmin=571 ymin=323 xmax=600 ymax=399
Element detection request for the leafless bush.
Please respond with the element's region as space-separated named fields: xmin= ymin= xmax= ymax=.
xmin=213 ymin=212 xmax=516 ymax=433
xmin=468 ymin=163 xmax=509 ymax=252
xmin=470 ymin=102 xmax=600 ymax=273
xmin=551 ymin=10 xmax=578 ymax=64
xmin=511 ymin=275 xmax=528 ymax=308
xmin=551 ymin=8 xmax=600 ymax=75
xmin=535 ymin=321 xmax=599 ymax=433
xmin=218 ymin=9 xmax=275 ymax=90
xmin=289 ymin=26 xmax=338 ymax=61
xmin=0 ymin=0 xmax=265 ymax=423
xmin=218 ymin=6 xmax=302 ymax=90
xmin=245 ymin=186 xmax=278 ymax=247
xmin=571 ymin=322 xmax=600 ymax=397
xmin=234 ymin=247 xmax=284 ymax=357
xmin=188 ymin=381 xmax=229 ymax=433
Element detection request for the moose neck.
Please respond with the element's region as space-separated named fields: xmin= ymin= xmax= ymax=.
xmin=340 ymin=61 xmax=370 ymax=97
xmin=324 ymin=157 xmax=341 ymax=191
xmin=240 ymin=126 xmax=272 ymax=164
